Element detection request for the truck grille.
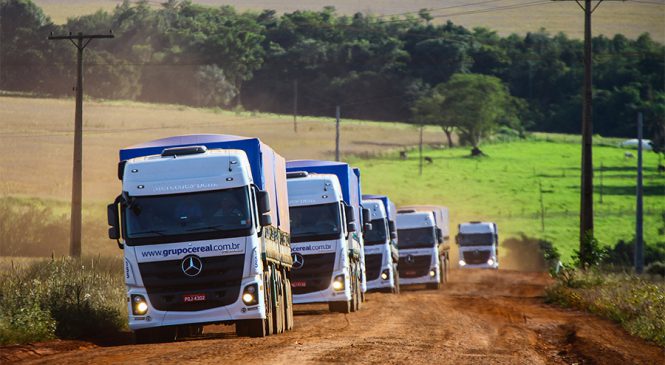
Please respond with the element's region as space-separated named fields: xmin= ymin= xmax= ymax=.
xmin=364 ymin=253 xmax=383 ymax=281
xmin=290 ymin=253 xmax=335 ymax=295
xmin=463 ymin=250 xmax=491 ymax=265
xmin=138 ymin=254 xmax=244 ymax=312
xmin=398 ymin=255 xmax=431 ymax=278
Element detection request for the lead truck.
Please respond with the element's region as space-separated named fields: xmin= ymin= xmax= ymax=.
xmin=286 ymin=160 xmax=364 ymax=313
xmin=361 ymin=194 xmax=399 ymax=293
xmin=106 ymin=134 xmax=294 ymax=342
xmin=396 ymin=206 xmax=450 ymax=289
xmin=456 ymin=222 xmax=499 ymax=269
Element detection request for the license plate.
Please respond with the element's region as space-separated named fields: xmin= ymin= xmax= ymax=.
xmin=405 ymin=270 xmax=417 ymax=276
xmin=291 ymin=281 xmax=306 ymax=288
xmin=183 ymin=293 xmax=206 ymax=302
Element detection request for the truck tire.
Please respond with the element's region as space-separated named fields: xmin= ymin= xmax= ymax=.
xmin=392 ymin=265 xmax=400 ymax=294
xmin=328 ymin=299 xmax=351 ymax=313
xmin=264 ymin=271 xmax=274 ymax=336
xmin=135 ymin=327 xmax=176 ymax=344
xmin=244 ymin=319 xmax=268 ymax=338
xmin=284 ymin=276 xmax=294 ymax=331
xmin=273 ymin=271 xmax=285 ymax=334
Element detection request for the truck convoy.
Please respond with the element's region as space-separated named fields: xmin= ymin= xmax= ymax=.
xmin=361 ymin=194 xmax=399 ymax=293
xmin=286 ymin=160 xmax=364 ymax=313
xmin=456 ymin=222 xmax=499 ymax=269
xmin=106 ymin=134 xmax=294 ymax=342
xmin=396 ymin=206 xmax=450 ymax=289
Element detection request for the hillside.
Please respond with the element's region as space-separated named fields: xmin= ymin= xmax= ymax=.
xmin=33 ymin=0 xmax=665 ymax=43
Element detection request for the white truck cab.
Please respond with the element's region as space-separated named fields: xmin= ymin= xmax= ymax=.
xmin=362 ymin=199 xmax=399 ymax=293
xmin=107 ymin=135 xmax=293 ymax=342
xmin=456 ymin=222 xmax=499 ymax=269
xmin=287 ymin=172 xmax=363 ymax=313
xmin=396 ymin=211 xmax=445 ymax=289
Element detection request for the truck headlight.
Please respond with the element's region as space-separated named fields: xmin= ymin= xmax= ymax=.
xmin=487 ymin=258 xmax=495 ymax=266
xmin=131 ymin=294 xmax=148 ymax=315
xmin=429 ymin=269 xmax=436 ymax=277
xmin=459 ymin=260 xmax=466 ymax=267
xmin=380 ymin=269 xmax=390 ymax=281
xmin=242 ymin=283 xmax=258 ymax=305
xmin=332 ymin=275 xmax=345 ymax=291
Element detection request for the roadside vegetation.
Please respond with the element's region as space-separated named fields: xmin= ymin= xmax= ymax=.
xmin=0 ymin=256 xmax=126 ymax=345
xmin=546 ymin=268 xmax=665 ymax=347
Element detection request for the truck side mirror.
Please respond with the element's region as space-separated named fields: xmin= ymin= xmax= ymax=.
xmin=344 ymin=205 xmax=355 ymax=223
xmin=362 ymin=208 xmax=371 ymax=225
xmin=436 ymin=228 xmax=443 ymax=244
xmin=107 ymin=203 xmax=120 ymax=241
xmin=390 ymin=231 xmax=398 ymax=240
xmin=347 ymin=221 xmax=357 ymax=233
xmin=257 ymin=190 xmax=271 ymax=215
xmin=259 ymin=214 xmax=272 ymax=227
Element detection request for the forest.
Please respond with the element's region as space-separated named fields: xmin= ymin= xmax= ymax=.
xmin=1 ymin=0 xmax=663 ymax=140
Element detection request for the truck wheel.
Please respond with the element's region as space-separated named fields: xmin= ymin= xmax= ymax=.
xmin=244 ymin=319 xmax=267 ymax=338
xmin=392 ymin=266 xmax=400 ymax=294
xmin=284 ymin=276 xmax=294 ymax=331
xmin=273 ymin=271 xmax=285 ymax=334
xmin=264 ymin=271 xmax=274 ymax=336
xmin=329 ymin=300 xmax=351 ymax=313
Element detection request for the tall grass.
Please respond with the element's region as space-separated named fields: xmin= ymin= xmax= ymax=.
xmin=0 ymin=256 xmax=126 ymax=345
xmin=546 ymin=269 xmax=665 ymax=347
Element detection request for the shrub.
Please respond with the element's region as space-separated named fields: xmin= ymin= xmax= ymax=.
xmin=645 ymin=261 xmax=665 ymax=277
xmin=0 ymin=257 xmax=126 ymax=345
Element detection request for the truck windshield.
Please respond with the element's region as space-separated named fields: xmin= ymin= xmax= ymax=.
xmin=397 ymin=227 xmax=436 ymax=249
xmin=458 ymin=233 xmax=495 ymax=246
xmin=123 ymin=187 xmax=252 ymax=245
xmin=364 ymin=218 xmax=388 ymax=245
xmin=290 ymin=203 xmax=342 ymax=243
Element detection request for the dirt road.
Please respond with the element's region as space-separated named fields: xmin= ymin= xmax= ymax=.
xmin=3 ymin=270 xmax=663 ymax=364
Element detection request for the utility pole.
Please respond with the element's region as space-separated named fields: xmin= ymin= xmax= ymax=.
xmin=539 ymin=180 xmax=545 ymax=232
xmin=552 ymin=0 xmax=613 ymax=260
xmin=48 ymin=31 xmax=114 ymax=258
xmin=599 ymin=162 xmax=604 ymax=204
xmin=293 ymin=80 xmax=298 ymax=133
xmin=635 ymin=112 xmax=644 ymax=274
xmin=335 ymin=105 xmax=340 ymax=161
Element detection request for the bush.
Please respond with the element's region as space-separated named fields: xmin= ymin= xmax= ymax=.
xmin=0 ymin=257 xmax=126 ymax=345
xmin=547 ymin=269 xmax=665 ymax=346
xmin=645 ymin=261 xmax=665 ymax=277
xmin=603 ymin=238 xmax=665 ymax=267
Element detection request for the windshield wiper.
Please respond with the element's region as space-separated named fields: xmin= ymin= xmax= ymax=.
xmin=130 ymin=229 xmax=166 ymax=236
xmin=186 ymin=224 xmax=228 ymax=232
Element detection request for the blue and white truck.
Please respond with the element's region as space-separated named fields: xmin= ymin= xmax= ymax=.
xmin=286 ymin=160 xmax=364 ymax=313
xmin=396 ymin=206 xmax=450 ymax=289
xmin=361 ymin=194 xmax=399 ymax=293
xmin=456 ymin=222 xmax=499 ymax=269
xmin=106 ymin=134 xmax=294 ymax=342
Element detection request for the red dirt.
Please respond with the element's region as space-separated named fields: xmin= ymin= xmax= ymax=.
xmin=2 ymin=269 xmax=663 ymax=364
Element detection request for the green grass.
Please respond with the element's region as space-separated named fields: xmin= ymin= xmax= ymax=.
xmin=349 ymin=137 xmax=665 ymax=262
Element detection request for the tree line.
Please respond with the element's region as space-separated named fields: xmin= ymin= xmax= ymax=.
xmin=1 ymin=0 xmax=663 ymax=143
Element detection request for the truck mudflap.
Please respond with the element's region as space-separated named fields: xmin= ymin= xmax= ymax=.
xmin=262 ymin=226 xmax=293 ymax=268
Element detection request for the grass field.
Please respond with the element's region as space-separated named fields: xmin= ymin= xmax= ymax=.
xmin=349 ymin=135 xmax=665 ymax=262
xmin=0 ymin=96 xmax=663 ymax=263
xmin=33 ymin=0 xmax=665 ymax=43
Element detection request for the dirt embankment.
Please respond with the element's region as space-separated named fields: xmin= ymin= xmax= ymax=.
xmin=2 ymin=270 xmax=663 ymax=364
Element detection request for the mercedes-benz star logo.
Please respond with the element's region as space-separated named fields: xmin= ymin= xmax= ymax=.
xmin=406 ymin=255 xmax=415 ymax=264
xmin=291 ymin=252 xmax=304 ymax=270
xmin=181 ymin=255 xmax=203 ymax=277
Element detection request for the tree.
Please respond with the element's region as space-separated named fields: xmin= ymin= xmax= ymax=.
xmin=412 ymin=86 xmax=456 ymax=148
xmin=437 ymin=73 xmax=523 ymax=153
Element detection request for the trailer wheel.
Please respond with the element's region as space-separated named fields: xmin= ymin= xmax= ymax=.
xmin=284 ymin=275 xmax=294 ymax=331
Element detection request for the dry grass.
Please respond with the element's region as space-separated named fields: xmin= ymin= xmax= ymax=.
xmin=33 ymin=0 xmax=665 ymax=43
